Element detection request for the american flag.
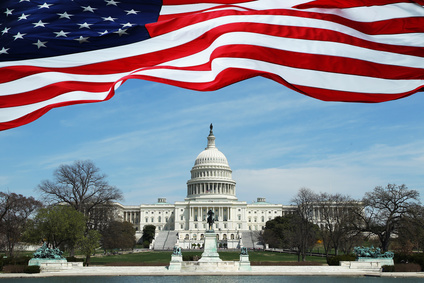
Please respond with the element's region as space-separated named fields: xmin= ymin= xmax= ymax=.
xmin=1 ymin=0 xmax=423 ymax=130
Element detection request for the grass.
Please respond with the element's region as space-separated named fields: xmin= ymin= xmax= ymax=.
xmin=89 ymin=250 xmax=328 ymax=266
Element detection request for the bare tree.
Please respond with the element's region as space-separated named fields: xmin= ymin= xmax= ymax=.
xmin=316 ymin=193 xmax=362 ymax=258
xmin=396 ymin=204 xmax=424 ymax=253
xmin=291 ymin=188 xmax=319 ymax=261
xmin=359 ymin=184 xmax=420 ymax=252
xmin=37 ymin=160 xmax=123 ymax=229
xmin=0 ymin=192 xmax=42 ymax=256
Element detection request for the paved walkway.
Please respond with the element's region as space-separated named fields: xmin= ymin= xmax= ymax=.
xmin=1 ymin=265 xmax=424 ymax=278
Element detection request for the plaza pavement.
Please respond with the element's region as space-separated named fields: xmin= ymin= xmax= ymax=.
xmin=1 ymin=265 xmax=424 ymax=278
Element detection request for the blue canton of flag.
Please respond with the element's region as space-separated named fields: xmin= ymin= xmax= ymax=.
xmin=1 ymin=0 xmax=161 ymax=61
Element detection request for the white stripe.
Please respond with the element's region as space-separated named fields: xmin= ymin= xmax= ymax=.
xmin=160 ymin=32 xmax=424 ymax=69
xmin=0 ymin=72 xmax=130 ymax=96
xmin=131 ymin=57 xmax=424 ymax=94
xmin=3 ymin=54 xmax=422 ymax=123
xmin=160 ymin=0 xmax=312 ymax=15
xmin=304 ymin=3 xmax=424 ymax=22
xmin=1 ymin=13 xmax=421 ymax=70
xmin=0 ymin=89 xmax=112 ymax=123
xmin=161 ymin=0 xmax=424 ymax=22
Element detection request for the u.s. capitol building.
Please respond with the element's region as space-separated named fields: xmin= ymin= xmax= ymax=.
xmin=115 ymin=125 xmax=296 ymax=249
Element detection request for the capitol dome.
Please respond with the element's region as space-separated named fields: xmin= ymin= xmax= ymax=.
xmin=194 ymin=136 xmax=229 ymax=166
xmin=186 ymin=124 xmax=237 ymax=201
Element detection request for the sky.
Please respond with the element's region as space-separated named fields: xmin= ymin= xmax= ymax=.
xmin=1 ymin=77 xmax=423 ymax=205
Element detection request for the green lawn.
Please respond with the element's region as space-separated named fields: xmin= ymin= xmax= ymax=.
xmin=89 ymin=250 xmax=327 ymax=266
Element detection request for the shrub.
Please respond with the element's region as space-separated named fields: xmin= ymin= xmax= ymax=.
xmin=3 ymin=265 xmax=25 ymax=273
xmin=182 ymin=254 xmax=193 ymax=261
xmin=23 ymin=265 xmax=40 ymax=273
xmin=394 ymin=253 xmax=424 ymax=271
xmin=382 ymin=265 xmax=395 ymax=272
xmin=395 ymin=263 xmax=421 ymax=272
xmin=3 ymin=264 xmax=40 ymax=274
xmin=66 ymin=256 xmax=84 ymax=262
xmin=327 ymin=255 xmax=356 ymax=266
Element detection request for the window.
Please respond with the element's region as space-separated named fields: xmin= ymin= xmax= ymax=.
xmin=151 ymin=217 xmax=154 ymax=222
xmin=180 ymin=215 xmax=184 ymax=221
xmin=238 ymin=215 xmax=241 ymax=220
xmin=158 ymin=216 xmax=162 ymax=222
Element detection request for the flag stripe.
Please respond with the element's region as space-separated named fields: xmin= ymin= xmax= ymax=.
xmin=294 ymin=0 xmax=424 ymax=9
xmin=2 ymin=20 xmax=423 ymax=99
xmin=1 ymin=12 xmax=423 ymax=97
xmin=0 ymin=0 xmax=423 ymax=130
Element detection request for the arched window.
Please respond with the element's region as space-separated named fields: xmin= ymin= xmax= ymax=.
xmin=151 ymin=217 xmax=154 ymax=222
xmin=158 ymin=216 xmax=161 ymax=222
xmin=231 ymin=234 xmax=235 ymax=240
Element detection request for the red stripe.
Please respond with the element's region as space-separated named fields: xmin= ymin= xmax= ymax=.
xmin=294 ymin=0 xmax=421 ymax=9
xmin=173 ymin=45 xmax=424 ymax=80
xmin=0 ymin=82 xmax=113 ymax=108
xmin=0 ymin=94 xmax=117 ymax=131
xmin=163 ymin=0 xmax=253 ymax=4
xmin=127 ymin=68 xmax=420 ymax=102
xmin=153 ymin=9 xmax=424 ymax=38
xmin=290 ymin=83 xmax=422 ymax=102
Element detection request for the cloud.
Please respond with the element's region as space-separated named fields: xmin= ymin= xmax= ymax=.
xmin=233 ymin=166 xmax=379 ymax=205
xmin=234 ymin=140 xmax=424 ymax=204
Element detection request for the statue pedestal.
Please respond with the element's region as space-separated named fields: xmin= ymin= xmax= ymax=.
xmin=358 ymin=257 xmax=394 ymax=266
xmin=169 ymin=254 xmax=183 ymax=271
xmin=239 ymin=254 xmax=251 ymax=271
xmin=28 ymin=258 xmax=67 ymax=266
xmin=198 ymin=231 xmax=222 ymax=262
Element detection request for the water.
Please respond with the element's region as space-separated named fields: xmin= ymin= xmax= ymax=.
xmin=0 ymin=276 xmax=422 ymax=283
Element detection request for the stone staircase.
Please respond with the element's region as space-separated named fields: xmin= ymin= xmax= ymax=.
xmin=153 ymin=231 xmax=178 ymax=250
xmin=240 ymin=231 xmax=264 ymax=249
xmin=240 ymin=231 xmax=255 ymax=249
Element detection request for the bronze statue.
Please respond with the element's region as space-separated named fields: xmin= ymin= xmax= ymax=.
xmin=33 ymin=242 xmax=64 ymax=259
xmin=207 ymin=209 xmax=215 ymax=230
